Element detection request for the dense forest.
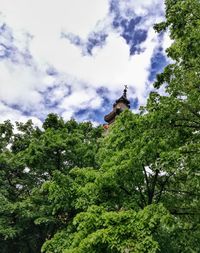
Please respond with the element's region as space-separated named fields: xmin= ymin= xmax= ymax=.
xmin=0 ymin=0 xmax=200 ymax=252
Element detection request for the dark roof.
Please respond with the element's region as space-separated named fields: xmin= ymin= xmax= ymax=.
xmin=104 ymin=107 xmax=123 ymax=123
xmin=113 ymin=95 xmax=130 ymax=108
xmin=113 ymin=86 xmax=130 ymax=108
xmin=104 ymin=86 xmax=130 ymax=124
xmin=104 ymin=110 xmax=117 ymax=123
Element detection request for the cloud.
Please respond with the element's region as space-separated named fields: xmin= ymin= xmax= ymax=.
xmin=0 ymin=60 xmax=42 ymax=108
xmin=0 ymin=0 xmax=169 ymax=124
xmin=60 ymin=86 xmax=103 ymax=121
xmin=118 ymin=0 xmax=165 ymax=17
xmin=30 ymin=28 xmax=160 ymax=99
xmin=0 ymin=0 xmax=109 ymax=39
xmin=0 ymin=23 xmax=32 ymax=65
xmin=0 ymin=101 xmax=42 ymax=127
xmin=61 ymin=30 xmax=108 ymax=56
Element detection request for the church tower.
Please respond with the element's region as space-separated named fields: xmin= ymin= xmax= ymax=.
xmin=104 ymin=86 xmax=130 ymax=128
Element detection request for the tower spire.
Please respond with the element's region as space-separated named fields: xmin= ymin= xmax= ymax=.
xmin=104 ymin=86 xmax=130 ymax=125
xmin=123 ymin=85 xmax=128 ymax=98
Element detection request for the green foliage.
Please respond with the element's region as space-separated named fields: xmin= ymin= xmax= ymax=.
xmin=43 ymin=204 xmax=172 ymax=253
xmin=0 ymin=116 xmax=102 ymax=252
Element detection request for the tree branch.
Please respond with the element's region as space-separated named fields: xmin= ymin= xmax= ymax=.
xmin=148 ymin=169 xmax=159 ymax=204
xmin=164 ymin=189 xmax=200 ymax=197
xmin=138 ymin=184 xmax=147 ymax=207
xmin=142 ymin=165 xmax=151 ymax=200
xmin=156 ymin=173 xmax=175 ymax=203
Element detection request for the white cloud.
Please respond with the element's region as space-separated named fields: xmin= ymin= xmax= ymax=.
xmin=0 ymin=101 xmax=43 ymax=128
xmin=0 ymin=0 xmax=109 ymax=39
xmin=29 ymin=28 xmax=160 ymax=102
xmin=162 ymin=30 xmax=173 ymax=57
xmin=60 ymin=86 xmax=103 ymax=120
xmin=119 ymin=0 xmax=165 ymax=17
xmin=0 ymin=0 xmax=168 ymax=123
xmin=0 ymin=60 xmax=43 ymax=108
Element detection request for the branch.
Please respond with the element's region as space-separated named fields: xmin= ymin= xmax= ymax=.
xmin=173 ymin=123 xmax=200 ymax=129
xmin=142 ymin=165 xmax=151 ymax=200
xmin=119 ymin=185 xmax=132 ymax=196
xmin=138 ymin=184 xmax=147 ymax=207
xmin=148 ymin=169 xmax=159 ymax=204
xmin=164 ymin=189 xmax=200 ymax=197
xmin=156 ymin=173 xmax=175 ymax=203
xmin=183 ymin=104 xmax=200 ymax=119
xmin=176 ymin=117 xmax=200 ymax=126
xmin=119 ymin=186 xmax=144 ymax=209
xmin=171 ymin=211 xmax=200 ymax=215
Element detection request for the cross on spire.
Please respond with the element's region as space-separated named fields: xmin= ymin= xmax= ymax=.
xmin=123 ymin=85 xmax=128 ymax=98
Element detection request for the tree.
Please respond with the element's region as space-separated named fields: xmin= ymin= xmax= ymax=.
xmin=0 ymin=115 xmax=102 ymax=253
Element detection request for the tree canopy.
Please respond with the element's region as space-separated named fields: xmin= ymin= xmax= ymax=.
xmin=0 ymin=0 xmax=200 ymax=252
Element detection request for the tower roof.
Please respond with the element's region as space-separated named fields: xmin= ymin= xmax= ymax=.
xmin=104 ymin=85 xmax=130 ymax=124
xmin=113 ymin=85 xmax=130 ymax=108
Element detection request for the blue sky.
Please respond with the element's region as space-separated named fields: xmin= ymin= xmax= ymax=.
xmin=0 ymin=0 xmax=171 ymax=126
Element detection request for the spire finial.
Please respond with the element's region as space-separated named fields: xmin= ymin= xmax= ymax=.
xmin=123 ymin=85 xmax=128 ymax=98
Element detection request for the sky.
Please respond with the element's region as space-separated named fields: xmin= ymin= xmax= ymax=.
xmin=0 ymin=0 xmax=171 ymax=127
